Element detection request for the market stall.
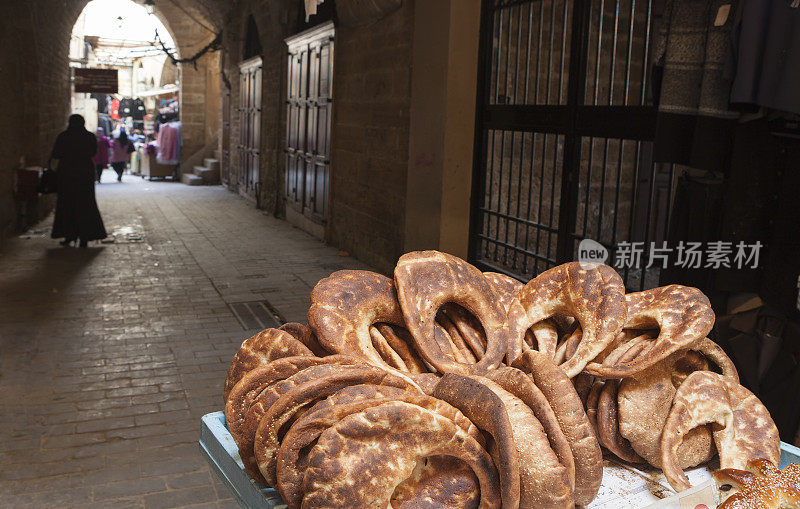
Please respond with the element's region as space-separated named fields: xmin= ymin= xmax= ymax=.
xmin=203 ymin=251 xmax=800 ymax=508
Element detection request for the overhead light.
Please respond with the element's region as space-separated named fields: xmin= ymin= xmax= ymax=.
xmin=144 ymin=0 xmax=155 ymax=15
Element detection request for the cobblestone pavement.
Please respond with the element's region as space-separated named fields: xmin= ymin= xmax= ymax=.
xmin=0 ymin=175 xmax=368 ymax=508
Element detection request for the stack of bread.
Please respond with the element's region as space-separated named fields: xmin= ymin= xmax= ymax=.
xmin=223 ymin=250 xmax=782 ymax=508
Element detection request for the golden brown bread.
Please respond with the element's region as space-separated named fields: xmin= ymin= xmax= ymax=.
xmin=307 ymin=270 xmax=409 ymax=370
xmin=552 ymin=326 xmax=582 ymax=365
xmin=484 ymin=270 xmax=564 ymax=363
xmin=225 ymin=355 xmax=358 ymax=446
xmin=693 ymin=337 xmax=740 ymax=383
xmin=437 ymin=311 xmax=479 ymax=364
xmin=617 ymin=349 xmax=715 ymax=469
xmin=301 ymin=401 xmax=502 ymax=509
xmin=394 ymin=251 xmax=509 ymax=375
xmin=714 ymin=459 xmax=800 ymax=509
xmin=277 ymin=390 xmax=482 ymax=508
xmin=299 ymin=383 xmax=409 ymax=416
xmin=476 ymin=376 xmax=573 ymax=508
xmin=484 ymin=367 xmax=576 ymax=494
xmin=594 ymin=338 xmax=649 ymax=463
xmin=224 ymin=328 xmax=314 ymax=401
xmin=597 ymin=380 xmax=646 ymax=463
xmin=527 ymin=320 xmax=560 ymax=359
xmin=253 ymin=365 xmax=422 ymax=487
xmin=661 ymin=371 xmax=781 ymax=491
xmin=482 ymin=272 xmax=526 ymax=363
xmin=220 ymin=252 xmax=782 ymax=508
xmin=432 ymin=373 xmax=521 ymax=508
xmin=515 ymin=349 xmax=603 ymax=506
xmin=585 ymin=378 xmax=604 ymax=438
xmin=237 ymin=362 xmax=362 ymax=483
xmin=616 ymin=341 xmax=738 ymax=469
xmin=278 ymin=322 xmax=329 ymax=357
xmin=482 ymin=272 xmax=523 ymax=311
xmin=391 ymin=457 xmax=481 ymax=509
xmin=370 ymin=323 xmax=429 ymax=374
xmin=410 ymin=372 xmax=441 ymax=395
xmin=439 ymin=304 xmax=487 ymax=360
xmin=583 ymin=285 xmax=714 ymax=378
xmin=507 ymin=262 xmax=627 ymax=377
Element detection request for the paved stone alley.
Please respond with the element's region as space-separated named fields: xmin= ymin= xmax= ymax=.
xmin=0 ymin=175 xmax=367 ymax=508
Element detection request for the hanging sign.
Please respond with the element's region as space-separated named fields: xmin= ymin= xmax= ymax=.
xmin=74 ymin=68 xmax=118 ymax=93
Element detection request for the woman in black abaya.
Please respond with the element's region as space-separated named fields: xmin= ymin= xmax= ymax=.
xmin=50 ymin=114 xmax=107 ymax=247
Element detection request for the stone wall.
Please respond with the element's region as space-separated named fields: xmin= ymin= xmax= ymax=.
xmin=0 ymin=0 xmax=86 ymax=245
xmin=327 ymin=1 xmax=415 ymax=273
xmin=219 ymin=0 xmax=418 ymax=273
xmin=221 ymin=0 xmax=296 ymax=212
xmin=153 ymin=0 xmax=220 ymax=164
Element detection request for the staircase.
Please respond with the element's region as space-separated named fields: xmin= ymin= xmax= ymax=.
xmin=181 ymin=158 xmax=221 ymax=186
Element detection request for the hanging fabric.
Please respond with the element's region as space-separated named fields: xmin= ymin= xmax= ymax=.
xmin=652 ymin=0 xmax=740 ymax=171
xmin=110 ymin=98 xmax=121 ymax=120
xmin=156 ymin=121 xmax=182 ymax=165
xmin=726 ymin=0 xmax=800 ymax=115
xmin=304 ymin=0 xmax=324 ymax=21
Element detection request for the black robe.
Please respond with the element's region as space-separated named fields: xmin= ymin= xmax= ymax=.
xmin=50 ymin=127 xmax=107 ymax=241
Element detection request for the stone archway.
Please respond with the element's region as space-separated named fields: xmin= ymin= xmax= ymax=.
xmin=0 ymin=0 xmax=227 ymax=243
xmin=63 ymin=0 xmax=224 ymax=166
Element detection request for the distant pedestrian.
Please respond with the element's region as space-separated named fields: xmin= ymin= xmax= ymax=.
xmin=92 ymin=127 xmax=110 ymax=182
xmin=110 ymin=130 xmax=134 ymax=182
xmin=49 ymin=114 xmax=107 ymax=247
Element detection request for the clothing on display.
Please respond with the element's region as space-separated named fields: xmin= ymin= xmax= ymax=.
xmin=132 ymin=99 xmax=146 ymax=120
xmin=156 ymin=121 xmax=182 ymax=165
xmin=97 ymin=113 xmax=113 ymax=136
xmin=119 ymin=98 xmax=134 ymax=118
xmin=727 ymin=0 xmax=800 ymax=115
xmin=652 ymin=0 xmax=740 ymax=171
xmin=110 ymin=98 xmax=121 ymax=120
xmin=91 ymin=93 xmax=110 ymax=114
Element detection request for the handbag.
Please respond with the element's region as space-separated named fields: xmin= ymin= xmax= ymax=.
xmin=38 ymin=167 xmax=58 ymax=194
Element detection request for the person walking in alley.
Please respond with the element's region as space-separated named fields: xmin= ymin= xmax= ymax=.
xmin=93 ymin=127 xmax=110 ymax=182
xmin=49 ymin=114 xmax=107 ymax=247
xmin=110 ymin=129 xmax=134 ymax=182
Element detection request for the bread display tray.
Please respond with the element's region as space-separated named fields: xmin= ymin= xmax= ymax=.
xmin=199 ymin=410 xmax=800 ymax=509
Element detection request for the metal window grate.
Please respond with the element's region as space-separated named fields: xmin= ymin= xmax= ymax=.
xmin=229 ymin=301 xmax=284 ymax=331
xmin=470 ymin=0 xmax=675 ymax=290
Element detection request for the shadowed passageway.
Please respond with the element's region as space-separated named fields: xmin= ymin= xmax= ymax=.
xmin=0 ymin=178 xmax=366 ymax=507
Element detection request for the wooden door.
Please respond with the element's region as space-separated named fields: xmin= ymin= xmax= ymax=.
xmin=285 ymin=22 xmax=334 ymax=223
xmin=238 ymin=56 xmax=262 ymax=200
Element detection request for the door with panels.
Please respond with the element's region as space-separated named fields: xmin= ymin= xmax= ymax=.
xmin=285 ymin=21 xmax=334 ymax=225
xmin=470 ymin=0 xmax=675 ymax=290
xmin=238 ymin=56 xmax=262 ymax=200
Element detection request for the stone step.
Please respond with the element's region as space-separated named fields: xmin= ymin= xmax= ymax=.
xmin=213 ymin=149 xmax=221 ymax=161
xmin=181 ymin=173 xmax=204 ymax=186
xmin=194 ymin=166 xmax=220 ymax=184
xmin=203 ymin=158 xmax=220 ymax=172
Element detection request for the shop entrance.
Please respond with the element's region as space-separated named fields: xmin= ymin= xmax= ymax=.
xmin=237 ymin=56 xmax=262 ymax=201
xmin=469 ymin=0 xmax=675 ymax=290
